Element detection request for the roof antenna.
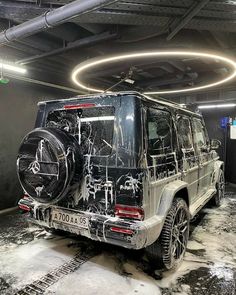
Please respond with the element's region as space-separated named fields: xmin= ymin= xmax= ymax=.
xmin=104 ymin=67 xmax=135 ymax=93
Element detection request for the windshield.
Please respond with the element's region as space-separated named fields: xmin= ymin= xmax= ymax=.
xmin=46 ymin=106 xmax=115 ymax=156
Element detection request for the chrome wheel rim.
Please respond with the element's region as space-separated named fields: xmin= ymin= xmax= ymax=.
xmin=171 ymin=207 xmax=189 ymax=261
xmin=218 ymin=172 xmax=225 ymax=202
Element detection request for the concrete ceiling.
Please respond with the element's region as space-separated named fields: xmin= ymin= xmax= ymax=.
xmin=1 ymin=0 xmax=236 ymax=104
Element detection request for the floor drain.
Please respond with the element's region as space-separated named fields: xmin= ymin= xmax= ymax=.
xmin=15 ymin=251 xmax=95 ymax=295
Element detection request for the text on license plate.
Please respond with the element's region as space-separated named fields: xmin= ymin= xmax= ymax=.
xmin=51 ymin=210 xmax=89 ymax=229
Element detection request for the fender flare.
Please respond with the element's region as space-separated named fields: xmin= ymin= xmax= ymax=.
xmin=213 ymin=160 xmax=224 ymax=185
xmin=157 ymin=180 xmax=189 ymax=218
xmin=143 ymin=180 xmax=189 ymax=247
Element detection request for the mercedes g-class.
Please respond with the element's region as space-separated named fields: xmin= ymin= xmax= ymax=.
xmin=17 ymin=91 xmax=224 ymax=270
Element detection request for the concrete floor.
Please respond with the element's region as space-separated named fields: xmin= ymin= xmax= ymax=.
xmin=0 ymin=186 xmax=235 ymax=295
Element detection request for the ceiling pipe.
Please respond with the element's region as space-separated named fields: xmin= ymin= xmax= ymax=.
xmin=5 ymin=72 xmax=85 ymax=94
xmin=167 ymin=0 xmax=210 ymax=41
xmin=0 ymin=0 xmax=118 ymax=46
xmin=17 ymin=31 xmax=118 ymax=65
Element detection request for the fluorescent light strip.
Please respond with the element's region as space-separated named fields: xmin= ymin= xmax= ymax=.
xmin=0 ymin=62 xmax=26 ymax=74
xmin=198 ymin=103 xmax=236 ymax=109
xmin=80 ymin=116 xmax=115 ymax=122
xmin=71 ymin=51 xmax=236 ymax=95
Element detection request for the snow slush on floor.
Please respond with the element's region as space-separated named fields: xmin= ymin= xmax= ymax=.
xmin=0 ymin=187 xmax=235 ymax=295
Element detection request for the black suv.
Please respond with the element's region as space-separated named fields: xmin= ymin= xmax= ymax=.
xmin=17 ymin=91 xmax=224 ymax=270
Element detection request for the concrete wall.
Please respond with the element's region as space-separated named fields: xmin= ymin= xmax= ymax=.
xmin=0 ymin=80 xmax=72 ymax=210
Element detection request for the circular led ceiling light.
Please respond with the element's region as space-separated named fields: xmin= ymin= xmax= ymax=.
xmin=71 ymin=51 xmax=236 ymax=95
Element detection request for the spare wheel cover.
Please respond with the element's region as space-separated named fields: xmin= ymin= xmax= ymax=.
xmin=17 ymin=127 xmax=83 ymax=204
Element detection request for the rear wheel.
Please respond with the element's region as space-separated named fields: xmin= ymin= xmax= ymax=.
xmin=213 ymin=169 xmax=225 ymax=207
xmin=146 ymin=198 xmax=190 ymax=270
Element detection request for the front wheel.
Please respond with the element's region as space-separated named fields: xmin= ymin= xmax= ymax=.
xmin=146 ymin=198 xmax=190 ymax=270
xmin=213 ymin=169 xmax=225 ymax=206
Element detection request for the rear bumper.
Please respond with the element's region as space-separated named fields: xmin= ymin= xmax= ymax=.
xmin=20 ymin=200 xmax=163 ymax=250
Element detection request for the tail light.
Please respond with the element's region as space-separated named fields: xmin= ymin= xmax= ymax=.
xmin=115 ymin=204 xmax=144 ymax=220
xmin=110 ymin=227 xmax=134 ymax=235
xmin=18 ymin=195 xmax=31 ymax=212
xmin=19 ymin=204 xmax=30 ymax=212
xmin=64 ymin=103 xmax=96 ymax=110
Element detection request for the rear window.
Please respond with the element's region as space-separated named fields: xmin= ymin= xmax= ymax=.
xmin=46 ymin=106 xmax=115 ymax=155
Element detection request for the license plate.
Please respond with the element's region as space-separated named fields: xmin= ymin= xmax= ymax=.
xmin=51 ymin=210 xmax=89 ymax=229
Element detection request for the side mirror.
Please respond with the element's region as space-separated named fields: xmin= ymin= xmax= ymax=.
xmin=211 ymin=139 xmax=221 ymax=149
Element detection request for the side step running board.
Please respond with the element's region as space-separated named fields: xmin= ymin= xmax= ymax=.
xmin=189 ymin=188 xmax=216 ymax=218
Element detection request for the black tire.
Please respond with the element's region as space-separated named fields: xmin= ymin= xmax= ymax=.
xmin=146 ymin=198 xmax=190 ymax=270
xmin=212 ymin=169 xmax=225 ymax=207
xmin=17 ymin=127 xmax=83 ymax=204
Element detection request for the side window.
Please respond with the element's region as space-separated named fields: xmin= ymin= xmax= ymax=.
xmin=147 ymin=108 xmax=172 ymax=155
xmin=177 ymin=116 xmax=193 ymax=150
xmin=192 ymin=118 xmax=207 ymax=150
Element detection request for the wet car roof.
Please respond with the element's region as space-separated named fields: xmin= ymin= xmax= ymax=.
xmin=38 ymin=91 xmax=200 ymax=117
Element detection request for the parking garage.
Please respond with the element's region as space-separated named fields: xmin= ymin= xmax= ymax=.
xmin=0 ymin=1 xmax=236 ymax=295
